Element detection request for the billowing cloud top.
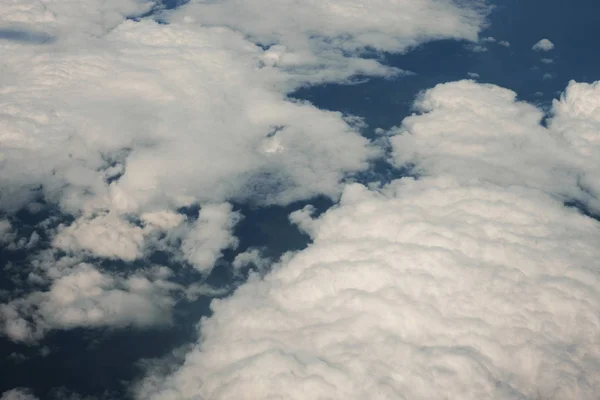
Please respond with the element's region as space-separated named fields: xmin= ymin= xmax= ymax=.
xmin=136 ymin=80 xmax=600 ymax=400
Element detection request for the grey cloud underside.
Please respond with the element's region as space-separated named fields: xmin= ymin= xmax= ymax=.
xmin=136 ymin=81 xmax=600 ymax=400
xmin=0 ymin=0 xmax=489 ymax=340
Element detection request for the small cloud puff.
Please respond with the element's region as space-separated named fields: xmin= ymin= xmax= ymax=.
xmin=533 ymin=38 xmax=554 ymax=51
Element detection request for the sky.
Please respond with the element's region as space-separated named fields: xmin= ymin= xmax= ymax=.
xmin=1 ymin=0 xmax=600 ymax=399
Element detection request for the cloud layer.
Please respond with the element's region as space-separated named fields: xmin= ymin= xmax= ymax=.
xmin=136 ymin=80 xmax=600 ymax=400
xmin=0 ymin=0 xmax=489 ymax=340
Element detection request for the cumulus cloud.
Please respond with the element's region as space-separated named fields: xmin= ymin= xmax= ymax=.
xmin=0 ymin=0 xmax=488 ymax=221
xmin=0 ymin=219 xmax=15 ymax=245
xmin=136 ymin=80 xmax=600 ymax=400
xmin=389 ymin=79 xmax=600 ymax=210
xmin=549 ymin=80 xmax=600 ymax=207
xmin=181 ymin=204 xmax=241 ymax=273
xmin=232 ymin=249 xmax=271 ymax=275
xmin=0 ymin=389 xmax=37 ymax=400
xmin=0 ymin=0 xmax=154 ymax=37
xmin=532 ymin=38 xmax=554 ymax=51
xmin=0 ymin=0 xmax=490 ymax=340
xmin=168 ymin=0 xmax=486 ymax=76
xmin=53 ymin=213 xmax=146 ymax=261
xmin=1 ymin=262 xmax=180 ymax=343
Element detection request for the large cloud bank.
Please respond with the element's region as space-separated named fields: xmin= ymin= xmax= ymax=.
xmin=0 ymin=0 xmax=488 ymax=341
xmin=136 ymin=80 xmax=600 ymax=400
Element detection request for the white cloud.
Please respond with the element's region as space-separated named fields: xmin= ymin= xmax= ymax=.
xmin=0 ymin=0 xmax=490 ymax=340
xmin=1 ymin=263 xmax=180 ymax=343
xmin=541 ymin=58 xmax=553 ymax=64
xmin=169 ymin=0 xmax=486 ymax=67
xmin=389 ymin=80 xmax=597 ymax=209
xmin=232 ymin=249 xmax=271 ymax=275
xmin=532 ymin=38 xmax=554 ymax=51
xmin=1 ymin=0 xmax=488 ymax=221
xmin=0 ymin=389 xmax=38 ymax=400
xmin=138 ymin=177 xmax=600 ymax=400
xmin=549 ymin=80 xmax=600 ymax=209
xmin=466 ymin=43 xmax=488 ymax=52
xmin=467 ymin=72 xmax=480 ymax=78
xmin=141 ymin=210 xmax=186 ymax=231
xmin=0 ymin=0 xmax=154 ymax=37
xmin=181 ymin=204 xmax=241 ymax=273
xmin=499 ymin=40 xmax=510 ymax=47
xmin=136 ymin=80 xmax=600 ymax=400
xmin=53 ymin=213 xmax=146 ymax=261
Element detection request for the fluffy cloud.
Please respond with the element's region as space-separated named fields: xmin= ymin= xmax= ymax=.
xmin=0 ymin=219 xmax=15 ymax=245
xmin=0 ymin=0 xmax=154 ymax=37
xmin=532 ymin=38 xmax=554 ymax=51
xmin=0 ymin=0 xmax=488 ymax=220
xmin=549 ymin=80 xmax=600 ymax=210
xmin=181 ymin=204 xmax=241 ymax=273
xmin=0 ymin=0 xmax=489 ymax=340
xmin=390 ymin=79 xmax=599 ymax=211
xmin=167 ymin=0 xmax=486 ymax=85
xmin=53 ymin=213 xmax=146 ymax=261
xmin=0 ymin=389 xmax=37 ymax=400
xmin=1 ymin=262 xmax=180 ymax=343
xmin=136 ymin=80 xmax=600 ymax=400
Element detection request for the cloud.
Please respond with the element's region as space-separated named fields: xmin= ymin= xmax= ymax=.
xmin=390 ymin=79 xmax=600 ymax=210
xmin=549 ymin=80 xmax=600 ymax=208
xmin=0 ymin=0 xmax=488 ymax=220
xmin=1 ymin=262 xmax=181 ymax=343
xmin=53 ymin=213 xmax=146 ymax=261
xmin=168 ymin=0 xmax=487 ymax=68
xmin=181 ymin=204 xmax=241 ymax=273
xmin=0 ymin=219 xmax=15 ymax=245
xmin=532 ymin=38 xmax=554 ymax=51
xmin=231 ymin=249 xmax=271 ymax=276
xmin=0 ymin=389 xmax=37 ymax=400
xmin=135 ymin=80 xmax=600 ymax=400
xmin=0 ymin=0 xmax=490 ymax=340
xmin=0 ymin=0 xmax=155 ymax=37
